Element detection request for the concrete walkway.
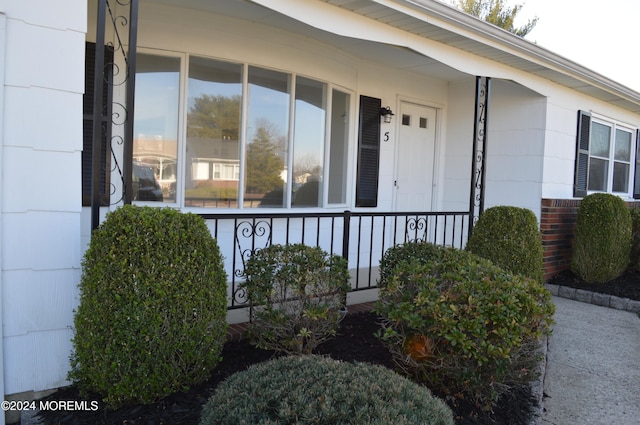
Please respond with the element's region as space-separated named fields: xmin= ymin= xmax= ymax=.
xmin=540 ymin=296 xmax=640 ymax=425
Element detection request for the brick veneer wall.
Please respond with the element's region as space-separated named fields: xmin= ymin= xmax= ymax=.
xmin=540 ymin=199 xmax=581 ymax=282
xmin=541 ymin=198 xmax=640 ymax=282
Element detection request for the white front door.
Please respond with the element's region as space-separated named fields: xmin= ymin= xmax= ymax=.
xmin=395 ymin=102 xmax=437 ymax=211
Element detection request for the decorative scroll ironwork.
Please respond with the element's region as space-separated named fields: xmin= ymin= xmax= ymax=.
xmin=468 ymin=76 xmax=491 ymax=237
xmin=91 ymin=0 xmax=138 ymax=230
xmin=231 ymin=219 xmax=273 ymax=306
xmin=405 ymin=216 xmax=428 ymax=242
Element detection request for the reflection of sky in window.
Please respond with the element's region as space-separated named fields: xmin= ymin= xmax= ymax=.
xmin=247 ymin=84 xmax=289 ymax=143
xmin=294 ymin=99 xmax=325 ymax=161
xmin=134 ymin=72 xmax=180 ymax=140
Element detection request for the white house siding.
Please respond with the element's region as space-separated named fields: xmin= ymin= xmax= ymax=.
xmin=483 ymin=80 xmax=546 ymax=217
xmin=1 ymin=0 xmax=86 ymax=396
xmin=442 ymin=78 xmax=475 ymax=213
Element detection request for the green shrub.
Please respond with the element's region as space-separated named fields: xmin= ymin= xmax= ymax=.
xmin=571 ymin=193 xmax=632 ymax=283
xmin=628 ymin=207 xmax=640 ymax=270
xmin=241 ymin=244 xmax=350 ymax=354
xmin=376 ymin=242 xmax=554 ymax=409
xmin=466 ymin=206 xmax=543 ymax=284
xmin=70 ymin=205 xmax=228 ymax=408
xmin=199 ymin=355 xmax=454 ymax=425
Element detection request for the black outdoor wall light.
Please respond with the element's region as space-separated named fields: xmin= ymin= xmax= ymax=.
xmin=380 ymin=106 xmax=394 ymax=123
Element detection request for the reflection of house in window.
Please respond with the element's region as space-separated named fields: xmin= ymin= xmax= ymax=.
xmin=133 ymin=134 xmax=178 ymax=201
xmin=192 ymin=159 xmax=240 ymax=181
xmin=185 ymin=136 xmax=240 ymax=206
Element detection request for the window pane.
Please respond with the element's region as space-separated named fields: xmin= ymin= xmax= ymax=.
xmin=328 ymin=90 xmax=349 ymax=204
xmin=246 ymin=67 xmax=289 ymax=208
xmin=588 ymin=157 xmax=608 ymax=191
xmin=186 ymin=57 xmax=242 ymax=208
xmin=292 ymin=77 xmax=326 ymax=207
xmin=613 ymin=162 xmax=629 ymax=193
xmin=615 ymin=129 xmax=632 ymax=161
xmin=590 ymin=122 xmax=611 ymax=158
xmin=133 ymin=54 xmax=180 ymax=202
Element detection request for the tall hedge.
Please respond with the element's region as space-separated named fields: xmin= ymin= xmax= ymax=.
xmin=572 ymin=193 xmax=631 ymax=283
xmin=466 ymin=206 xmax=543 ymax=284
xmin=70 ymin=205 xmax=228 ymax=407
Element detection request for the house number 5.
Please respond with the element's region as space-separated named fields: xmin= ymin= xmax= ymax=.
xmin=384 ymin=131 xmax=390 ymax=142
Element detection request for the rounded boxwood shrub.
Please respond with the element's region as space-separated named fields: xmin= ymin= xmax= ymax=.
xmin=376 ymin=242 xmax=554 ymax=409
xmin=199 ymin=355 xmax=454 ymax=425
xmin=465 ymin=206 xmax=543 ymax=284
xmin=572 ymin=193 xmax=632 ymax=283
xmin=241 ymin=243 xmax=350 ymax=354
xmin=627 ymin=207 xmax=640 ymax=270
xmin=70 ymin=205 xmax=228 ymax=408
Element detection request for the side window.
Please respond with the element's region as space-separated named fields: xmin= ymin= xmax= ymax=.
xmin=82 ymin=42 xmax=113 ymax=206
xmin=574 ymin=110 xmax=639 ymax=198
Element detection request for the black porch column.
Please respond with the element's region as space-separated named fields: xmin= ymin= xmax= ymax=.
xmin=90 ymin=0 xmax=107 ymax=231
xmin=468 ymin=76 xmax=491 ymax=238
xmin=91 ymin=0 xmax=139 ymax=231
xmin=122 ymin=0 xmax=139 ymax=205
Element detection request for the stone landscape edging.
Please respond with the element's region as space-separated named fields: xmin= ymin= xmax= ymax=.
xmin=544 ymin=283 xmax=640 ymax=314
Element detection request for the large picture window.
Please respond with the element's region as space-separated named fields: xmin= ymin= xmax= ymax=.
xmin=574 ymin=111 xmax=639 ymax=198
xmin=133 ymin=51 xmax=352 ymax=209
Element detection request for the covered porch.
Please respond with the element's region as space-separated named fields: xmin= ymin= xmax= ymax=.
xmin=87 ymin=0 xmax=550 ymax=317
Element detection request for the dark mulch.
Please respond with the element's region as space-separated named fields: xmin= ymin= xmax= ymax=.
xmin=547 ymin=268 xmax=640 ymax=301
xmin=36 ymin=269 xmax=639 ymax=425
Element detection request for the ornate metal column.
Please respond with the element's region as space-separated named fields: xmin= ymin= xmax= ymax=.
xmin=91 ymin=0 xmax=139 ymax=230
xmin=468 ymin=76 xmax=491 ymax=238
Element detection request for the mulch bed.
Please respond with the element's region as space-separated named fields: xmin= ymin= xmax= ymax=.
xmin=36 ymin=269 xmax=639 ymax=425
xmin=36 ymin=312 xmax=535 ymax=425
xmin=547 ymin=268 xmax=640 ymax=301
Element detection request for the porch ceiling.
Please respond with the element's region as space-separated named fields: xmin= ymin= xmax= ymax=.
xmin=144 ymin=0 xmax=471 ymax=82
xmin=146 ymin=0 xmax=640 ymax=114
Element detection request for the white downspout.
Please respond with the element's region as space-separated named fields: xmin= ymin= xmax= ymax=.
xmin=0 ymin=11 xmax=7 ymax=425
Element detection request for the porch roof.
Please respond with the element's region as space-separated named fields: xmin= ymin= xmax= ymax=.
xmin=151 ymin=0 xmax=640 ymax=114
xmin=317 ymin=0 xmax=640 ymax=113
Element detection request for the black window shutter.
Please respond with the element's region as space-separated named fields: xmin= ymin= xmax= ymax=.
xmin=634 ymin=129 xmax=640 ymax=199
xmin=573 ymin=110 xmax=591 ymax=198
xmin=355 ymin=95 xmax=381 ymax=207
xmin=82 ymin=42 xmax=113 ymax=206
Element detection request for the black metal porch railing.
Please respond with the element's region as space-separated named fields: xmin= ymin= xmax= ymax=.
xmin=199 ymin=210 xmax=470 ymax=309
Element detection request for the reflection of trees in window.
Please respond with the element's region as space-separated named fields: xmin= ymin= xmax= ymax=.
xmin=187 ymin=94 xmax=241 ymax=140
xmin=246 ymin=119 xmax=285 ymax=198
